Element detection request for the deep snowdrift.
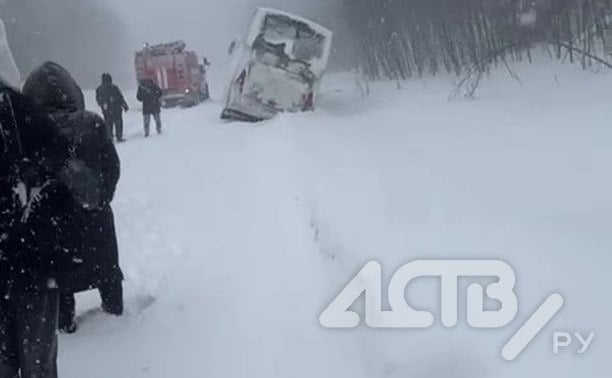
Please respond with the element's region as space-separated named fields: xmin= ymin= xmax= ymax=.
xmin=63 ymin=59 xmax=611 ymax=377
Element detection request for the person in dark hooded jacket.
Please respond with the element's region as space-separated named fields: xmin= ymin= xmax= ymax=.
xmin=0 ymin=73 xmax=97 ymax=376
xmin=22 ymin=62 xmax=124 ymax=334
xmin=0 ymin=83 xmax=70 ymax=378
xmin=136 ymin=79 xmax=163 ymax=137
xmin=96 ymin=73 xmax=128 ymax=142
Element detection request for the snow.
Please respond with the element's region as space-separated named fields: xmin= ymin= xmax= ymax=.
xmin=62 ymin=58 xmax=611 ymax=377
xmin=0 ymin=18 xmax=21 ymax=88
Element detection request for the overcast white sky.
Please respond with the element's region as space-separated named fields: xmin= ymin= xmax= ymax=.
xmin=102 ymin=0 xmax=351 ymax=88
xmin=107 ymin=0 xmax=342 ymax=65
xmin=107 ymin=0 xmax=253 ymax=64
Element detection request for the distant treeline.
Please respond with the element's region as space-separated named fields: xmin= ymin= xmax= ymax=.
xmin=341 ymin=0 xmax=612 ymax=80
xmin=0 ymin=0 xmax=125 ymax=87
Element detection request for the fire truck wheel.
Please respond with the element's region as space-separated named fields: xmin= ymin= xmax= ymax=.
xmin=201 ymin=84 xmax=210 ymax=101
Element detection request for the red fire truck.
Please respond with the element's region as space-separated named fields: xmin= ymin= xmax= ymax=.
xmin=135 ymin=41 xmax=210 ymax=108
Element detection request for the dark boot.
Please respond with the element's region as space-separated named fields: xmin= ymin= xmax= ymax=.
xmin=143 ymin=114 xmax=151 ymax=137
xmin=59 ymin=292 xmax=77 ymax=334
xmin=99 ymin=277 xmax=123 ymax=316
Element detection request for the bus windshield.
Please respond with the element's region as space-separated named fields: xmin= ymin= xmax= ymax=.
xmin=259 ymin=14 xmax=326 ymax=63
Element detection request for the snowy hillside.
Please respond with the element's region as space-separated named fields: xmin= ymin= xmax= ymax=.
xmin=64 ymin=59 xmax=611 ymax=378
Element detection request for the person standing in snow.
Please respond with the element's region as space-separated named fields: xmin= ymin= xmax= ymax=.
xmin=22 ymin=62 xmax=124 ymax=334
xmin=0 ymin=83 xmax=66 ymax=378
xmin=96 ymin=73 xmax=129 ymax=142
xmin=136 ymin=78 xmax=163 ymax=137
xmin=0 ymin=62 xmax=100 ymax=376
xmin=0 ymin=19 xmax=71 ymax=377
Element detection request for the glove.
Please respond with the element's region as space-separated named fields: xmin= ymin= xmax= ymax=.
xmin=59 ymin=159 xmax=102 ymax=209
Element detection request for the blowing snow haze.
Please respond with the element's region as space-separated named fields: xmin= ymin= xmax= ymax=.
xmin=106 ymin=0 xmax=349 ymax=85
xmin=0 ymin=0 xmax=588 ymax=89
xmin=0 ymin=0 xmax=347 ymax=88
xmin=0 ymin=0 xmax=611 ymax=377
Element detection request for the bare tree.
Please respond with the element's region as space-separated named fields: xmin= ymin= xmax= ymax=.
xmin=340 ymin=0 xmax=612 ymax=94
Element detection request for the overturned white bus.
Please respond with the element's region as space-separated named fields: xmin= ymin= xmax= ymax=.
xmin=221 ymin=8 xmax=332 ymax=122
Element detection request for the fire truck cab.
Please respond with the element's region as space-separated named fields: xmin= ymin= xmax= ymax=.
xmin=135 ymin=41 xmax=210 ymax=108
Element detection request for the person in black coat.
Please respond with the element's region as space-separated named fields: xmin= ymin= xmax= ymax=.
xmin=136 ymin=78 xmax=163 ymax=137
xmin=0 ymin=82 xmax=70 ymax=378
xmin=96 ymin=73 xmax=129 ymax=142
xmin=0 ymin=71 xmax=99 ymax=376
xmin=22 ymin=62 xmax=124 ymax=334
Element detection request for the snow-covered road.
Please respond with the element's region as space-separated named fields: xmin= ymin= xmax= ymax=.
xmin=61 ymin=61 xmax=611 ymax=377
